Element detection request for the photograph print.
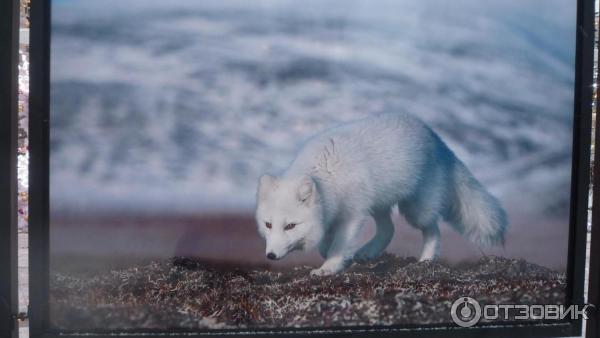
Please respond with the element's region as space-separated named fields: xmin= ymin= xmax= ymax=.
xmin=48 ymin=0 xmax=577 ymax=331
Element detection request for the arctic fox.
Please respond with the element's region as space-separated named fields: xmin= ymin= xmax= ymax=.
xmin=255 ymin=113 xmax=507 ymax=276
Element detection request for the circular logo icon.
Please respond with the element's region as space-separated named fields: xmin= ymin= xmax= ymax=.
xmin=451 ymin=297 xmax=482 ymax=327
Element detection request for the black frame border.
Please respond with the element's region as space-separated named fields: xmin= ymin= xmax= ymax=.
xmin=0 ymin=0 xmax=20 ymax=337
xmin=28 ymin=0 xmax=597 ymax=337
xmin=587 ymin=4 xmax=600 ymax=337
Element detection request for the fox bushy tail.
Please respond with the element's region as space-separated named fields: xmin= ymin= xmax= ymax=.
xmin=444 ymin=160 xmax=507 ymax=246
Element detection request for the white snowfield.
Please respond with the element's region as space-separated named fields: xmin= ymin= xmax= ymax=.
xmin=49 ymin=0 xmax=575 ymax=218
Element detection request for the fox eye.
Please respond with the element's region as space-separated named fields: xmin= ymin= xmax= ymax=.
xmin=284 ymin=223 xmax=296 ymax=231
xmin=265 ymin=222 xmax=272 ymax=229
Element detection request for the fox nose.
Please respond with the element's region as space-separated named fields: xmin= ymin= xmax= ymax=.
xmin=266 ymin=252 xmax=277 ymax=260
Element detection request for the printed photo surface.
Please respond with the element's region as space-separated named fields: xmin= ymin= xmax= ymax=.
xmin=49 ymin=0 xmax=577 ymax=330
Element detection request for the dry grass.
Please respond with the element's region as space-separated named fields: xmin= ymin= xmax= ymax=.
xmin=50 ymin=254 xmax=566 ymax=330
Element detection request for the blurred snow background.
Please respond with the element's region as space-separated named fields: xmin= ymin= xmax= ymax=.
xmin=50 ymin=0 xmax=576 ymax=217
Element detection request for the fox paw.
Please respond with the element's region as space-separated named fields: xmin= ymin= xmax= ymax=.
xmin=311 ymin=256 xmax=349 ymax=276
xmin=418 ymin=251 xmax=438 ymax=262
xmin=310 ymin=267 xmax=335 ymax=276
xmin=418 ymin=256 xmax=436 ymax=262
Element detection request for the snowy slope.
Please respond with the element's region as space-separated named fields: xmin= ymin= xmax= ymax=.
xmin=50 ymin=0 xmax=577 ymax=219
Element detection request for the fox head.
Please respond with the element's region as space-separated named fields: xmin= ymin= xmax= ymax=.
xmin=255 ymin=174 xmax=324 ymax=261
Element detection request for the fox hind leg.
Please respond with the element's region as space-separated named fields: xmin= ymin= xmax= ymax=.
xmin=418 ymin=223 xmax=440 ymax=261
xmin=399 ymin=199 xmax=442 ymax=262
xmin=354 ymin=209 xmax=394 ymax=262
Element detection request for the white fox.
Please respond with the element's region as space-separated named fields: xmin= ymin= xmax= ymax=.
xmin=255 ymin=112 xmax=507 ymax=276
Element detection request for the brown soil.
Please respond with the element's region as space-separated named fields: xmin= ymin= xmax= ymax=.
xmin=49 ymin=254 xmax=566 ymax=330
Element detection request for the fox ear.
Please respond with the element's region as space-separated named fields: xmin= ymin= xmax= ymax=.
xmin=258 ymin=174 xmax=277 ymax=200
xmin=297 ymin=176 xmax=316 ymax=205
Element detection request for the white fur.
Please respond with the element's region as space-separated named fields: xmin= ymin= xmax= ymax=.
xmin=255 ymin=112 xmax=507 ymax=275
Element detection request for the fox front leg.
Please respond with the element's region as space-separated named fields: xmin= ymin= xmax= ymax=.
xmin=311 ymin=216 xmax=365 ymax=276
xmin=318 ymin=229 xmax=334 ymax=259
xmin=354 ymin=210 xmax=394 ymax=262
xmin=318 ymin=220 xmax=340 ymax=259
